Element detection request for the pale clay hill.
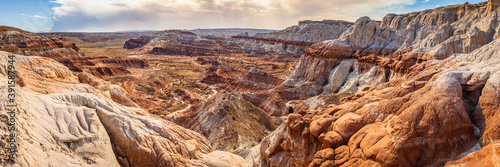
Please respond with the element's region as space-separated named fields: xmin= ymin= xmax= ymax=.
xmin=1 ymin=1 xmax=500 ymax=167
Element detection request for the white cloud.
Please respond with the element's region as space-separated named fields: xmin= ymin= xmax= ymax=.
xmin=423 ymin=0 xmax=430 ymax=2
xmin=20 ymin=14 xmax=46 ymax=19
xmin=50 ymin=0 xmax=417 ymax=32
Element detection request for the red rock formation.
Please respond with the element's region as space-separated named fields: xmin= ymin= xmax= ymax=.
xmin=1 ymin=26 xmax=149 ymax=78
xmin=445 ymin=143 xmax=500 ymax=166
xmin=99 ymin=57 xmax=149 ymax=68
xmin=125 ymin=30 xmax=250 ymax=56
xmin=149 ymin=42 xmax=246 ymax=56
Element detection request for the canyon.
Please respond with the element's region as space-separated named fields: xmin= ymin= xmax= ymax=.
xmin=2 ymin=1 xmax=500 ymax=167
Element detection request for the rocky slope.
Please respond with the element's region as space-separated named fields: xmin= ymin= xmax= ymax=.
xmin=124 ymin=23 xmax=352 ymax=61
xmin=187 ymin=28 xmax=275 ymax=37
xmin=0 ymin=26 xmax=149 ymax=77
xmin=257 ymin=0 xmax=500 ymax=166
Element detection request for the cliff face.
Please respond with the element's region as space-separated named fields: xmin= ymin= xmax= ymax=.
xmin=259 ymin=1 xmax=500 ymax=166
xmin=229 ymin=20 xmax=353 ymax=55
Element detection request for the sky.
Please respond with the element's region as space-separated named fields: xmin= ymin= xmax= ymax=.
xmin=0 ymin=0 xmax=486 ymax=32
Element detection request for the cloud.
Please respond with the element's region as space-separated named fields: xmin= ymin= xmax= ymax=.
xmin=423 ymin=0 xmax=430 ymax=2
xmin=50 ymin=0 xmax=416 ymax=32
xmin=20 ymin=14 xmax=46 ymax=19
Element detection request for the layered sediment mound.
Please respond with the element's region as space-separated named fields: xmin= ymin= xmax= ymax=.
xmin=71 ymin=56 xmax=149 ymax=77
xmin=229 ymin=20 xmax=353 ymax=55
xmin=258 ymin=1 xmax=500 ymax=166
